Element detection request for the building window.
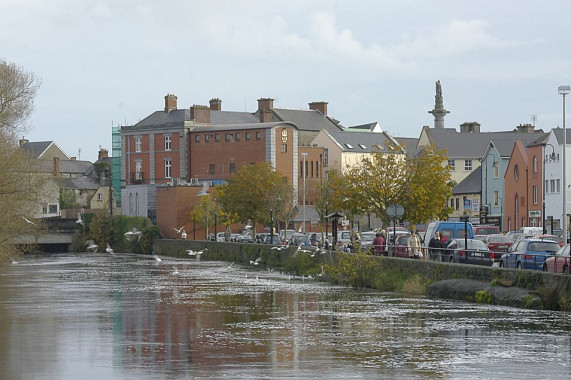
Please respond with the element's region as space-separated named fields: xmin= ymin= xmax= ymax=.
xmin=551 ymin=179 xmax=556 ymax=193
xmin=97 ymin=193 xmax=103 ymax=202
xmin=165 ymin=159 xmax=172 ymax=179
xmin=493 ymin=163 xmax=499 ymax=178
xmin=281 ymin=144 xmax=287 ymax=153
xmin=316 ymin=161 xmax=319 ymax=178
xmin=236 ymin=133 xmax=240 ymax=141
xmin=455 ymin=198 xmax=459 ymax=210
xmin=49 ymin=204 xmax=58 ymax=214
xmin=205 ymin=134 xmax=211 ymax=142
xmin=215 ymin=134 xmax=220 ymax=142
xmin=557 ymin=179 xmax=561 ymax=193
xmin=494 ymin=191 xmax=499 ymax=206
xmin=533 ymin=185 xmax=538 ymax=204
xmin=135 ymin=136 xmax=142 ymax=152
xmin=209 ymin=164 xmax=215 ymax=174
xmin=514 ymin=164 xmax=519 ymax=181
xmin=229 ymin=163 xmax=236 ymax=173
xmin=226 ymin=133 xmax=232 ymax=141
xmin=448 ymin=159 xmax=455 ymax=171
xmin=533 ymin=156 xmax=538 ymax=173
xmin=323 ymin=148 xmax=328 ymax=166
xmin=545 ymin=179 xmax=549 ymax=194
xmin=464 ymin=160 xmax=472 ymax=171
xmin=165 ymin=135 xmax=171 ymax=151
xmin=195 ymin=135 xmax=200 ymax=143
xmin=256 ymin=131 xmax=261 ymax=140
xmin=311 ymin=161 xmax=314 ymax=177
xmin=246 ymin=132 xmax=251 ymax=140
xmin=450 ymin=199 xmax=454 ymax=208
xmin=135 ymin=161 xmax=142 ymax=180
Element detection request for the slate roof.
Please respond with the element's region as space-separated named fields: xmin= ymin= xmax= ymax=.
xmin=394 ymin=137 xmax=419 ymax=157
xmin=552 ymin=128 xmax=571 ymax=144
xmin=134 ymin=109 xmax=259 ymax=128
xmin=328 ymin=131 xmax=404 ymax=154
xmin=59 ymin=160 xmax=94 ymax=176
xmin=452 ymin=166 xmax=481 ymax=195
xmin=425 ymin=128 xmax=547 ymax=159
xmin=57 ymin=176 xmax=100 ymax=191
xmin=271 ymin=108 xmax=343 ymax=133
xmin=20 ymin=141 xmax=69 ymax=160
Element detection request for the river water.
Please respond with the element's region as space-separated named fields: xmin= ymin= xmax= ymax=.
xmin=0 ymin=252 xmax=570 ymax=379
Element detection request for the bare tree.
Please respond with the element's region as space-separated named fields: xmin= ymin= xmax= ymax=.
xmin=0 ymin=60 xmax=41 ymax=137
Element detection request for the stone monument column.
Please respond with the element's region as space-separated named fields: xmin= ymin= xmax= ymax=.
xmin=428 ymin=80 xmax=450 ymax=129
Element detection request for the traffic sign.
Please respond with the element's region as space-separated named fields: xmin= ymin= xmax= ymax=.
xmin=387 ymin=204 xmax=404 ymax=217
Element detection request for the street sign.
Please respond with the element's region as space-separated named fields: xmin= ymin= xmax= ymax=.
xmin=387 ymin=204 xmax=404 ymax=217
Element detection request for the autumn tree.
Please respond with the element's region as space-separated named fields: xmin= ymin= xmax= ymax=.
xmin=0 ymin=60 xmax=42 ymax=263
xmin=195 ymin=193 xmax=219 ymax=240
xmin=217 ymin=162 xmax=291 ymax=237
xmin=334 ymin=144 xmax=452 ymax=227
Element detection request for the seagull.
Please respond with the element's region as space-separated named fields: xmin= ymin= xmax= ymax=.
xmin=125 ymin=227 xmax=142 ymax=241
xmin=76 ymin=213 xmax=84 ymax=226
xmin=181 ymin=230 xmax=187 ymax=239
xmin=296 ymin=244 xmax=311 ymax=254
xmin=227 ymin=262 xmax=235 ymax=269
xmin=154 ymin=256 xmax=162 ymax=262
xmin=186 ymin=249 xmax=196 ymax=256
xmin=86 ymin=243 xmax=98 ymax=252
xmin=172 ymin=267 xmax=180 ymax=275
xmin=195 ymin=248 xmax=208 ymax=255
xmin=105 ymin=244 xmax=114 ymax=254
xmin=250 ymin=257 xmax=262 ymax=266
xmin=173 ymin=226 xmax=185 ymax=234
xmin=197 ymin=181 xmax=209 ymax=196
xmin=271 ymin=246 xmax=287 ymax=251
xmin=22 ymin=216 xmax=35 ymax=225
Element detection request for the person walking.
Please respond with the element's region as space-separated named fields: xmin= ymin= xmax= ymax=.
xmin=372 ymin=232 xmax=385 ymax=256
xmin=428 ymin=231 xmax=444 ymax=261
xmin=408 ymin=230 xmax=422 ymax=259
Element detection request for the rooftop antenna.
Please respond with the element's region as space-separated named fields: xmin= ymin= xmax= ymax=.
xmin=531 ymin=114 xmax=537 ymax=127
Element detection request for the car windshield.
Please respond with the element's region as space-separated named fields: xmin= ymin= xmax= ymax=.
xmin=527 ymin=241 xmax=560 ymax=252
xmin=360 ymin=233 xmax=375 ymax=242
xmin=487 ymin=235 xmax=511 ymax=243
xmin=555 ymin=245 xmax=570 ymax=256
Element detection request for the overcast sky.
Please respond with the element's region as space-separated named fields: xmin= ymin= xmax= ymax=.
xmin=3 ymin=0 xmax=571 ymax=162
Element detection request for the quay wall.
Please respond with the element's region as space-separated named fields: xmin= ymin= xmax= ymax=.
xmin=154 ymin=239 xmax=571 ymax=311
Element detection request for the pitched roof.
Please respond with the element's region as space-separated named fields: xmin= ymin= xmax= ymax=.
xmin=328 ymin=131 xmax=404 ymax=153
xmin=59 ymin=160 xmax=94 ymax=176
xmin=271 ymin=108 xmax=343 ymax=133
xmin=190 ymin=121 xmax=297 ymax=133
xmin=394 ymin=137 xmax=419 ymax=157
xmin=134 ymin=109 xmax=259 ymax=128
xmin=57 ymin=176 xmax=100 ymax=191
xmin=20 ymin=141 xmax=69 ymax=160
xmin=425 ymin=128 xmax=547 ymax=158
xmin=452 ymin=166 xmax=481 ymax=195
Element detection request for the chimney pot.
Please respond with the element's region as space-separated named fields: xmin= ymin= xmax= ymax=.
xmin=257 ymin=98 xmax=274 ymax=111
xmin=209 ymin=98 xmax=222 ymax=111
xmin=309 ymin=101 xmax=328 ymax=116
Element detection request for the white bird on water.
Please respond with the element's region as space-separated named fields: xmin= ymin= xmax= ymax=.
xmin=105 ymin=244 xmax=114 ymax=254
xmin=227 ymin=262 xmax=235 ymax=269
xmin=172 ymin=267 xmax=180 ymax=275
xmin=86 ymin=243 xmax=98 ymax=252
xmin=250 ymin=257 xmax=262 ymax=266
xmin=154 ymin=255 xmax=162 ymax=262
xmin=125 ymin=227 xmax=142 ymax=241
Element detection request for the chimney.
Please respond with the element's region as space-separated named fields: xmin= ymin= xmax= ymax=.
xmin=459 ymin=122 xmax=481 ymax=133
xmin=164 ymin=94 xmax=178 ymax=112
xmin=191 ymin=105 xmax=211 ymax=124
xmin=260 ymin=109 xmax=273 ymax=123
xmin=516 ymin=123 xmax=534 ymax=133
xmin=309 ymin=101 xmax=328 ymax=116
xmin=98 ymin=148 xmax=108 ymax=160
xmin=257 ymin=98 xmax=274 ymax=111
xmin=53 ymin=157 xmax=60 ymax=177
xmin=209 ymin=98 xmax=222 ymax=111
xmin=19 ymin=138 xmax=29 ymax=147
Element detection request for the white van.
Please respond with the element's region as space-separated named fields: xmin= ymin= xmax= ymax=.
xmin=520 ymin=227 xmax=543 ymax=236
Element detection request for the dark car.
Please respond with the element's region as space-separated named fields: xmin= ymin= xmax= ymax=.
xmin=543 ymin=245 xmax=571 ymax=273
xmin=484 ymin=234 xmax=514 ymax=258
xmin=444 ymin=238 xmax=494 ymax=266
xmin=499 ymin=239 xmax=560 ymax=270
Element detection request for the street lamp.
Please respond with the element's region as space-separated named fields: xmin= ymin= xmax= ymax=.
xmin=543 ymin=143 xmax=556 ymax=234
xmin=301 ymin=152 xmax=307 ymax=233
xmin=483 ymin=152 xmax=497 ymax=222
xmin=559 ymin=85 xmax=570 ymax=243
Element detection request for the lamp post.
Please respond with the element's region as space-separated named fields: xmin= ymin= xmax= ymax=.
xmin=559 ymin=85 xmax=570 ymax=244
xmin=543 ymin=144 xmax=556 ymax=234
xmin=301 ymin=152 xmax=307 ymax=233
xmin=483 ymin=152 xmax=497 ymax=223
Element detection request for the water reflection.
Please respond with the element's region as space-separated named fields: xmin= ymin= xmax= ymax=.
xmin=0 ymin=253 xmax=570 ymax=379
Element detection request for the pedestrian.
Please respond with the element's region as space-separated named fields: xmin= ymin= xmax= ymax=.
xmin=428 ymin=231 xmax=444 ymax=261
xmin=408 ymin=230 xmax=422 ymax=259
xmin=380 ymin=229 xmax=388 ymax=256
xmin=373 ymin=232 xmax=385 ymax=256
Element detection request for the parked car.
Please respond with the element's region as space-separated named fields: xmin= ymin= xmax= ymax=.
xmin=499 ymin=239 xmax=560 ymax=270
xmin=216 ymin=232 xmax=226 ymax=242
xmin=506 ymin=231 xmax=523 ymax=242
xmin=290 ymin=233 xmax=310 ymax=247
xmin=236 ymin=234 xmax=253 ymax=243
xmin=543 ymin=245 xmax=571 ymax=273
xmin=473 ymin=225 xmax=501 ymax=236
xmin=443 ymin=238 xmax=494 ymax=266
xmin=360 ymin=231 xmax=377 ymax=252
xmin=534 ymin=234 xmax=563 ymax=247
xmin=483 ymin=234 xmax=514 ymax=257
xmin=337 ymin=230 xmax=352 ymax=247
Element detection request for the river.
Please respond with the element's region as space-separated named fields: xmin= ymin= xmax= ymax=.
xmin=0 ymin=252 xmax=569 ymax=379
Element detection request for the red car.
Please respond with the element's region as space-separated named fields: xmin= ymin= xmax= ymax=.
xmin=393 ymin=234 xmax=412 ymax=258
xmin=543 ymin=245 xmax=570 ymax=273
xmin=484 ymin=234 xmax=513 ymax=257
